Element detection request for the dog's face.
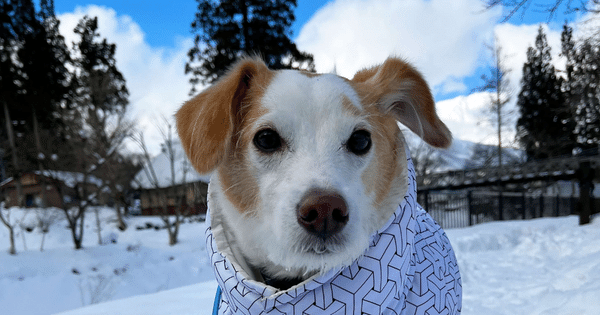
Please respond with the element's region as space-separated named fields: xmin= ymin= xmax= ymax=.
xmin=176 ymin=57 xmax=451 ymax=280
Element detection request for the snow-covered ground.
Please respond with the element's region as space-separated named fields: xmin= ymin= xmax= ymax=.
xmin=1 ymin=206 xmax=599 ymax=315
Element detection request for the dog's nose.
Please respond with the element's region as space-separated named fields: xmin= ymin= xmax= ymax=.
xmin=297 ymin=189 xmax=348 ymax=238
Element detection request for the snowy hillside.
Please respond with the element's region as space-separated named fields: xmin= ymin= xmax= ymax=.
xmin=404 ymin=130 xmax=524 ymax=172
xmin=1 ymin=206 xmax=598 ymax=315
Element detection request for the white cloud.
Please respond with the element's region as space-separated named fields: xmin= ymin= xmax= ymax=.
xmin=58 ymin=5 xmax=193 ymax=155
xmin=434 ymin=91 xmax=514 ymax=146
xmin=296 ymin=0 xmax=502 ymax=90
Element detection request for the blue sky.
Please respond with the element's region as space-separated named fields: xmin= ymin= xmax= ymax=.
xmin=54 ymin=1 xmax=328 ymax=48
xmin=51 ymin=0 xmax=589 ymax=153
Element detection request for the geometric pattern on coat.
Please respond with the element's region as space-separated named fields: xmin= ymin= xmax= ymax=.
xmin=206 ymin=153 xmax=462 ymax=315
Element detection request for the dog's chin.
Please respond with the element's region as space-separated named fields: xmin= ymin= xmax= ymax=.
xmin=260 ymin=230 xmax=370 ymax=282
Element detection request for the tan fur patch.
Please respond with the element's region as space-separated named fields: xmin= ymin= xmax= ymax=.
xmin=352 ymin=58 xmax=452 ymax=149
xmin=359 ymin=103 xmax=403 ymax=208
xmin=175 ymin=58 xmax=274 ymax=214
xmin=341 ymin=95 xmax=362 ymax=117
xmin=218 ymin=93 xmax=270 ymax=215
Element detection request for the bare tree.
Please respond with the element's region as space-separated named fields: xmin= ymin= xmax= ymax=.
xmin=485 ymin=0 xmax=600 ymax=22
xmin=35 ymin=207 xmax=61 ymax=251
xmin=0 ymin=202 xmax=33 ymax=255
xmin=472 ymin=38 xmax=514 ymax=169
xmin=132 ymin=116 xmax=194 ymax=246
xmin=409 ymin=141 xmax=447 ymax=178
xmin=0 ymin=202 xmax=18 ymax=255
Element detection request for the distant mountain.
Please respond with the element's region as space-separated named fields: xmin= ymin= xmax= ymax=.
xmin=404 ymin=130 xmax=524 ymax=175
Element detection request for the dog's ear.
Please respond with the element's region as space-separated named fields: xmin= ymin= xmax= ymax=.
xmin=176 ymin=58 xmax=271 ymax=173
xmin=352 ymin=57 xmax=452 ymax=148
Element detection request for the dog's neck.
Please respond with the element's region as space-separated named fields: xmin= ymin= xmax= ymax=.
xmin=260 ymin=271 xmax=304 ymax=290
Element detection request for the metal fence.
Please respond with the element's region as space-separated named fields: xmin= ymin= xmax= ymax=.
xmin=417 ymin=190 xmax=579 ymax=229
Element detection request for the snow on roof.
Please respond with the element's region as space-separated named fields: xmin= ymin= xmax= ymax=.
xmin=132 ymin=141 xmax=211 ymax=189
xmin=0 ymin=171 xmax=104 ymax=189
xmin=0 ymin=177 xmax=13 ymax=187
xmin=37 ymin=170 xmax=104 ymax=188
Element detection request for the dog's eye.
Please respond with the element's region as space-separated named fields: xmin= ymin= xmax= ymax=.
xmin=346 ymin=130 xmax=371 ymax=155
xmin=253 ymin=129 xmax=282 ymax=153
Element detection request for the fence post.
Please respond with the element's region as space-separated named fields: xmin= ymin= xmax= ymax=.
xmin=577 ymin=161 xmax=594 ymax=225
xmin=555 ymin=193 xmax=560 ymax=217
xmin=424 ymin=191 xmax=429 ymax=213
xmin=498 ymin=191 xmax=503 ymax=221
xmin=539 ymin=194 xmax=544 ymax=218
xmin=467 ymin=191 xmax=473 ymax=226
xmin=521 ymin=192 xmax=526 ymax=219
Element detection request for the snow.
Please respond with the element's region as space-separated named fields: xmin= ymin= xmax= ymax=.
xmin=37 ymin=170 xmax=104 ymax=188
xmin=1 ymin=205 xmax=599 ymax=315
xmin=447 ymin=216 xmax=600 ymax=314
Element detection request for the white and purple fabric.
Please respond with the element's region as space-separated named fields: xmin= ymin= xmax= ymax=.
xmin=205 ymin=154 xmax=462 ymax=314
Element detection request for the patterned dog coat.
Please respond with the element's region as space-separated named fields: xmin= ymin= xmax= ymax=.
xmin=206 ymin=153 xmax=462 ymax=314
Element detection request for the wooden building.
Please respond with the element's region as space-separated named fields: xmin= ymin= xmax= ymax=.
xmin=138 ymin=181 xmax=208 ymax=216
xmin=0 ymin=171 xmax=105 ymax=209
xmin=132 ymin=141 xmax=210 ymax=216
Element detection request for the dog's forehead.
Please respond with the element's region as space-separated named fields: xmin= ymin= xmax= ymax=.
xmin=260 ymin=70 xmax=364 ymax=116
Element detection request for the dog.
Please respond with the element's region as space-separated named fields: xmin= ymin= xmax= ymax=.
xmin=176 ymin=57 xmax=461 ymax=314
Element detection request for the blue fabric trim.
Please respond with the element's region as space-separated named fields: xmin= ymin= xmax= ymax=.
xmin=212 ymin=285 xmax=222 ymax=315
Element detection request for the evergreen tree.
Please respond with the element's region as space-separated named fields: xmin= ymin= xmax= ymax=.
xmin=18 ymin=0 xmax=72 ymax=186
xmin=18 ymin=0 xmax=70 ymax=128
xmin=516 ymin=25 xmax=575 ymax=160
xmin=561 ymin=23 xmax=600 ymax=154
xmin=561 ymin=23 xmax=576 ymax=85
xmin=570 ymin=45 xmax=600 ymax=152
xmin=0 ymin=0 xmax=73 ymax=175
xmin=572 ymin=39 xmax=600 ymax=152
xmin=186 ymin=0 xmax=315 ymax=93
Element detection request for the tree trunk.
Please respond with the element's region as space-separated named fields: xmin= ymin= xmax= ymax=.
xmin=1 ymin=220 xmax=17 ymax=255
xmin=166 ymin=214 xmax=178 ymax=246
xmin=32 ymin=110 xmax=47 ymax=207
xmin=67 ymin=207 xmax=85 ymax=250
xmin=40 ymin=231 xmax=46 ymax=252
xmin=21 ymin=227 xmax=28 ymax=251
xmin=168 ymin=229 xmax=177 ymax=246
xmin=76 ymin=207 xmax=85 ymax=249
xmin=115 ymin=203 xmax=127 ymax=231
xmin=95 ymin=207 xmax=102 ymax=245
xmin=8 ymin=224 xmax=16 ymax=255
xmin=3 ymin=100 xmax=23 ymax=207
